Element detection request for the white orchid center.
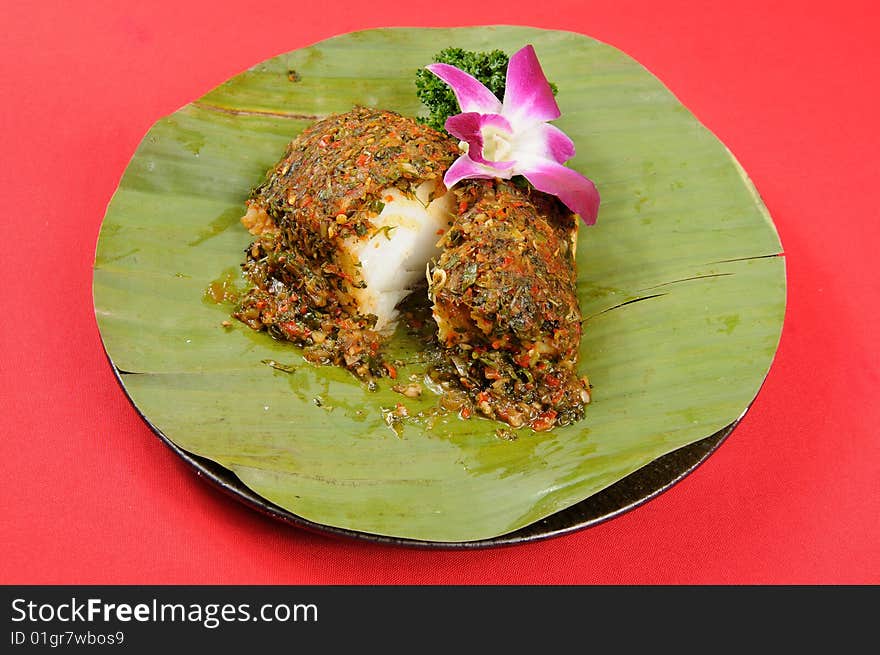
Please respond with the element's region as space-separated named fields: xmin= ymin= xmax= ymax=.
xmin=481 ymin=124 xmax=514 ymax=163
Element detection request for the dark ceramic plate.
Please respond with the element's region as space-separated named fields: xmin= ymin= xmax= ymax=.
xmin=94 ymin=26 xmax=784 ymax=545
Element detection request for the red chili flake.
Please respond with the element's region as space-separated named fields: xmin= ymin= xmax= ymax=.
xmin=355 ymin=152 xmax=371 ymax=167
xmin=476 ymin=391 xmax=489 ymax=403
xmin=384 ymin=362 xmax=398 ymax=379
xmin=384 ymin=195 xmax=394 ymax=202
xmin=436 ymin=229 xmax=445 ymax=235
xmin=280 ymin=321 xmax=311 ymax=340
xmin=545 ymin=374 xmax=561 ymax=389
xmin=459 ymin=406 xmax=472 ymax=419
xmin=530 ymin=410 xmax=557 ymax=432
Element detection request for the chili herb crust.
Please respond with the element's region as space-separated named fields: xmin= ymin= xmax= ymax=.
xmin=428 ymin=179 xmax=591 ymax=430
xmin=230 ymin=106 xmax=591 ymax=431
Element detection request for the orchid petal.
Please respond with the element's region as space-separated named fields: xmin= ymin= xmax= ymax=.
xmin=535 ymin=123 xmax=575 ymax=163
xmin=502 ymin=45 xmax=561 ymax=127
xmin=511 ymin=122 xmax=575 ymax=165
xmin=445 ymin=112 xmax=516 ymax=169
xmin=443 ymin=154 xmax=511 ymax=188
xmin=426 ymin=63 xmax=502 ymax=114
xmin=519 ymin=158 xmax=600 ymax=225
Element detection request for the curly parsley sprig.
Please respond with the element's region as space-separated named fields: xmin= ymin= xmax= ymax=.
xmin=415 ymin=47 xmax=557 ymax=133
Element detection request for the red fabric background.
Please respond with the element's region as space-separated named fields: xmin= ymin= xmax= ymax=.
xmin=2 ymin=1 xmax=878 ymax=584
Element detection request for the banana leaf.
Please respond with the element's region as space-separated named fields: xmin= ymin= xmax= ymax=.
xmin=93 ymin=26 xmax=785 ymax=543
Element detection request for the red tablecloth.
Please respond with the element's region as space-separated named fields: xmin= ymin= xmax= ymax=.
xmin=2 ymin=1 xmax=878 ymax=584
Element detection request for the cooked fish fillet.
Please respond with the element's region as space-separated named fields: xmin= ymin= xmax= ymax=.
xmin=234 ymin=106 xmax=459 ymax=378
xmin=340 ymin=180 xmax=454 ymax=332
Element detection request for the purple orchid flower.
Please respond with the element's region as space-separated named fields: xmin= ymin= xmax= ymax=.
xmin=426 ymin=45 xmax=600 ymax=224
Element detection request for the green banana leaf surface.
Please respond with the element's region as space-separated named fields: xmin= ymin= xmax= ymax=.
xmin=93 ymin=26 xmax=785 ymax=543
